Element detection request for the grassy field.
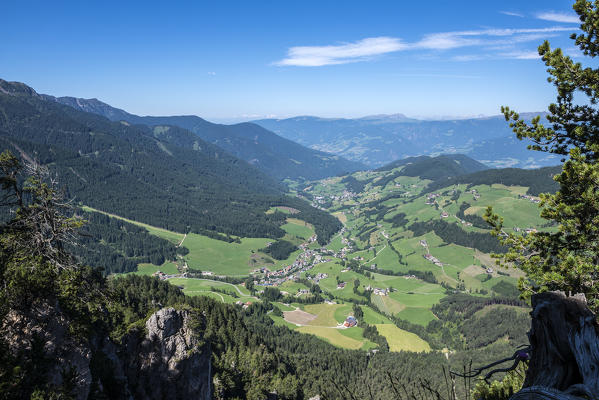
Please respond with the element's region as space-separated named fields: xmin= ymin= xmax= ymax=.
xmin=134 ymin=261 xmax=179 ymax=276
xmin=338 ymin=327 xmax=378 ymax=350
xmin=167 ymin=278 xmax=254 ymax=301
xmin=181 ymin=234 xmax=271 ymax=275
xmin=333 ymin=303 xmax=354 ymax=323
xmin=273 ymin=302 xmax=296 ymax=312
xmin=360 ymin=305 xmax=393 ymax=325
xmin=266 ymin=206 xmax=299 ymax=215
xmin=372 ymin=294 xmax=405 ymax=315
xmin=397 ymin=307 xmax=437 ymax=326
xmin=333 ymin=211 xmax=348 ymax=224
xmin=296 ymin=326 xmax=373 ymax=350
xmin=279 ymin=280 xmax=311 ymax=295
xmin=303 ymin=303 xmax=345 ymax=326
xmin=282 ymin=219 xmax=314 ymax=239
xmin=327 ymin=234 xmax=345 ymax=252
xmin=374 ymin=324 xmax=431 ymax=352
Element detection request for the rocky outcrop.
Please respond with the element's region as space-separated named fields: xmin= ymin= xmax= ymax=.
xmin=124 ymin=307 xmax=211 ymax=400
xmin=3 ymin=301 xmax=93 ymax=399
xmin=2 ymin=305 xmax=211 ymax=399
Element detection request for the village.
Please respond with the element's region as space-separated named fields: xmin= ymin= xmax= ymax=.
xmin=255 ymin=231 xmax=356 ymax=288
xmin=311 ymin=190 xmax=358 ymax=209
xmin=518 ymin=194 xmax=541 ymax=204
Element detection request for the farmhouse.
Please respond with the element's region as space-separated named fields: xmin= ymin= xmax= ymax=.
xmin=423 ymin=253 xmax=442 ymax=266
xmin=344 ymin=316 xmax=358 ymax=327
xmin=152 ymin=271 xmax=167 ymax=280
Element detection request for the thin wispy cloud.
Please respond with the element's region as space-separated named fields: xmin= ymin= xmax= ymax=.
xmin=536 ymin=11 xmax=579 ymax=23
xmin=499 ymin=50 xmax=540 ymax=59
xmin=274 ymin=37 xmax=406 ymax=67
xmin=413 ymin=28 xmax=567 ymax=50
xmin=452 ymin=55 xmax=485 ymax=62
xmin=500 ymin=11 xmax=524 ymax=18
xmin=275 ymin=27 xmax=575 ymax=66
xmin=452 ymin=51 xmax=541 ymax=61
xmin=415 ymin=32 xmax=480 ymax=50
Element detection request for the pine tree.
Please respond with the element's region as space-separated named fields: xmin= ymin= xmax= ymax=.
xmin=486 ymin=0 xmax=599 ymax=311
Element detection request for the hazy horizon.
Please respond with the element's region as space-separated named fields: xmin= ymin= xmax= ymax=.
xmin=1 ymin=0 xmax=580 ymax=120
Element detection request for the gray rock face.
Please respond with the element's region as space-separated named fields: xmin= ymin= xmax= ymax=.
xmin=2 ymin=302 xmax=93 ymax=400
xmin=127 ymin=307 xmax=211 ymax=400
xmin=2 ymin=305 xmax=211 ymax=400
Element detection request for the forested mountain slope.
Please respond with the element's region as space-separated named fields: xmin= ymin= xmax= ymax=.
xmin=424 ymin=165 xmax=561 ymax=196
xmin=43 ymin=95 xmax=365 ymax=181
xmin=377 ymin=154 xmax=489 ymax=180
xmin=0 ymin=79 xmax=341 ymax=244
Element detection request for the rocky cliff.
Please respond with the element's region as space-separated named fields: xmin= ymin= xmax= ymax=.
xmin=2 ymin=304 xmax=211 ymax=399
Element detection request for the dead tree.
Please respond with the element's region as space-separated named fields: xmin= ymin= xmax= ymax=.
xmin=510 ymin=291 xmax=599 ymax=400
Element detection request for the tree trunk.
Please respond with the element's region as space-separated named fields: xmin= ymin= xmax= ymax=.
xmin=510 ymin=291 xmax=599 ymax=400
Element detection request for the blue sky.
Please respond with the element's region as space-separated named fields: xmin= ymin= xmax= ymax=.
xmin=0 ymin=0 xmax=583 ymax=122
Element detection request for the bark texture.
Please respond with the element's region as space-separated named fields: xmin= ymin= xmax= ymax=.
xmin=510 ymin=291 xmax=599 ymax=400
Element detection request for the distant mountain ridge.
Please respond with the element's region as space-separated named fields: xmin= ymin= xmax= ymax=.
xmin=253 ymin=113 xmax=558 ymax=169
xmin=42 ymin=95 xmax=365 ymax=181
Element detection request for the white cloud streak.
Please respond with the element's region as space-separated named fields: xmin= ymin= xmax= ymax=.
xmin=499 ymin=50 xmax=541 ymax=59
xmin=452 ymin=55 xmax=485 ymax=62
xmin=275 ymin=27 xmax=574 ymax=66
xmin=500 ymin=11 xmax=524 ymax=18
xmin=274 ymin=37 xmax=406 ymax=67
xmin=536 ymin=12 xmax=579 ymax=23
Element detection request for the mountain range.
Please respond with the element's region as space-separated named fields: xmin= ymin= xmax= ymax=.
xmin=0 ymin=79 xmax=340 ymax=245
xmin=41 ymin=95 xmax=365 ymax=181
xmin=253 ymin=114 xmax=560 ymax=169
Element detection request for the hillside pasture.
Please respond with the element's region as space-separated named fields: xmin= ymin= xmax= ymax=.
xmin=283 ymin=309 xmax=317 ymax=326
xmin=375 ymin=324 xmax=431 ymax=352
xmin=296 ymin=326 xmax=368 ymax=350
xmin=303 ymin=303 xmax=345 ymax=326
xmin=134 ymin=261 xmax=179 ymax=276
xmin=282 ymin=218 xmax=314 ymax=240
xmin=182 ymin=234 xmax=269 ymax=275
xmin=167 ymin=278 xmax=253 ymax=302
xmin=397 ymin=307 xmax=437 ymax=326
xmin=360 ymin=305 xmax=393 ymax=325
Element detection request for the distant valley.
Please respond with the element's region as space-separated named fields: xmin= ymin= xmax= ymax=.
xmin=0 ymin=78 xmax=561 ymax=399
